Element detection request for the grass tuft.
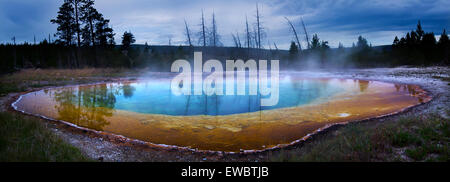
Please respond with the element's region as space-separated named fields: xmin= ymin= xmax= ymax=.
xmin=270 ymin=112 xmax=449 ymax=162
xmin=0 ymin=112 xmax=91 ymax=162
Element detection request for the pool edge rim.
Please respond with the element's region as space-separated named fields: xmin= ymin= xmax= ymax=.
xmin=7 ymin=77 xmax=435 ymax=155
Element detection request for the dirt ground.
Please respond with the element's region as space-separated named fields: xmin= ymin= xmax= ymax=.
xmin=2 ymin=66 xmax=449 ymax=162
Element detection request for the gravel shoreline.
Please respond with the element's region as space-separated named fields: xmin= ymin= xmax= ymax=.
xmin=2 ymin=67 xmax=449 ymax=162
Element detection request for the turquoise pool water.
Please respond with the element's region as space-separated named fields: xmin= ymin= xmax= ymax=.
xmin=13 ymin=75 xmax=430 ymax=151
xmin=112 ymin=78 xmax=343 ymax=116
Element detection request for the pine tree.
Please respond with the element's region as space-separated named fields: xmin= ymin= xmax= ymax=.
xmin=144 ymin=42 xmax=150 ymax=54
xmin=121 ymin=31 xmax=135 ymax=50
xmin=410 ymin=31 xmax=418 ymax=44
xmin=51 ymin=1 xmax=76 ymax=46
xmin=79 ymin=0 xmax=114 ymax=47
xmin=356 ymin=36 xmax=369 ymax=49
xmin=416 ymin=20 xmax=424 ymax=40
xmin=70 ymin=0 xmax=83 ymax=47
xmin=95 ymin=15 xmax=115 ymax=46
xmin=80 ymin=0 xmax=100 ymax=46
xmin=289 ymin=41 xmax=298 ymax=55
xmin=406 ymin=32 xmax=411 ymax=45
xmin=393 ymin=36 xmax=399 ymax=45
xmin=310 ymin=34 xmax=320 ymax=49
xmin=438 ymin=29 xmax=449 ymax=63
xmin=320 ymin=40 xmax=329 ymax=49
xmin=438 ymin=29 xmax=449 ymax=47
xmin=338 ymin=42 xmax=344 ymax=49
xmin=422 ymin=33 xmax=436 ymax=46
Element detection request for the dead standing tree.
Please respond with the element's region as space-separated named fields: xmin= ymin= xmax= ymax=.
xmin=236 ymin=32 xmax=242 ymax=48
xmin=184 ymin=19 xmax=193 ymax=46
xmin=285 ymin=17 xmax=302 ymax=51
xmin=244 ymin=15 xmax=253 ymax=58
xmin=198 ymin=9 xmax=207 ymax=47
xmin=245 ymin=15 xmax=252 ymax=49
xmin=210 ymin=11 xmax=218 ymax=47
xmin=253 ymin=27 xmax=258 ymax=49
xmin=72 ymin=0 xmax=82 ymax=68
xmin=301 ymin=17 xmax=310 ymax=49
xmin=256 ymin=3 xmax=262 ymax=49
xmin=254 ymin=3 xmax=268 ymax=59
xmin=232 ymin=33 xmax=241 ymax=48
xmin=71 ymin=0 xmax=82 ymax=47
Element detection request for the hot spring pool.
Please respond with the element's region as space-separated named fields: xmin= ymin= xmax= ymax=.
xmin=12 ymin=75 xmax=430 ymax=152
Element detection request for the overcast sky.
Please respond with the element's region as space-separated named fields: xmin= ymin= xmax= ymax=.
xmin=0 ymin=0 xmax=449 ymax=49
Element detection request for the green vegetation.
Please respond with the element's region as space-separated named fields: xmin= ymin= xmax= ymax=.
xmin=0 ymin=112 xmax=91 ymax=162
xmin=0 ymin=83 xmax=26 ymax=97
xmin=271 ymin=113 xmax=449 ymax=162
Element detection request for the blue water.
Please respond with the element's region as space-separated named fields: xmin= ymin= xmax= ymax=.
xmin=111 ymin=78 xmax=343 ymax=116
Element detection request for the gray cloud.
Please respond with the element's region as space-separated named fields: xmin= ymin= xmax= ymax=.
xmin=0 ymin=0 xmax=448 ymax=49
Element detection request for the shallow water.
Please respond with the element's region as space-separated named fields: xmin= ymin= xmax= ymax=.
xmin=13 ymin=75 xmax=431 ymax=151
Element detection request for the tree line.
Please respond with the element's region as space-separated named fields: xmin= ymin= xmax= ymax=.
xmin=1 ymin=1 xmax=449 ymax=74
xmin=391 ymin=21 xmax=449 ymax=65
xmin=285 ymin=21 xmax=449 ymax=68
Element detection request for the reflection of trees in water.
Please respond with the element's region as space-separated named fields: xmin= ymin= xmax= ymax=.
xmin=394 ymin=84 xmax=423 ymax=103
xmin=315 ymin=80 xmax=331 ymax=122
xmin=289 ymin=79 xmax=332 ymax=121
xmin=120 ymin=83 xmax=136 ymax=98
xmin=290 ymin=79 xmax=331 ymax=105
xmin=358 ymin=80 xmax=370 ymax=92
xmin=395 ymin=84 xmax=401 ymax=92
xmin=291 ymin=79 xmax=304 ymax=106
xmin=53 ymin=84 xmax=118 ymax=131
xmin=394 ymin=84 xmax=418 ymax=95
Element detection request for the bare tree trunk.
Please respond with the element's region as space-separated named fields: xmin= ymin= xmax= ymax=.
xmin=245 ymin=16 xmax=251 ymax=49
xmin=285 ymin=17 xmax=302 ymax=51
xmin=232 ymin=33 xmax=239 ymax=48
xmin=201 ymin=10 xmax=206 ymax=47
xmin=253 ymin=27 xmax=258 ymax=49
xmin=301 ymin=17 xmax=310 ymax=49
xmin=236 ymin=32 xmax=241 ymax=48
xmin=184 ymin=19 xmax=192 ymax=46
xmin=212 ymin=12 xmax=217 ymax=47
xmin=88 ymin=17 xmax=98 ymax=67
xmin=89 ymin=18 xmax=95 ymax=46
xmin=73 ymin=0 xmax=81 ymax=47
xmin=256 ymin=3 xmax=261 ymax=49
xmin=12 ymin=36 xmax=16 ymax=69
xmin=231 ymin=33 xmax=241 ymax=48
